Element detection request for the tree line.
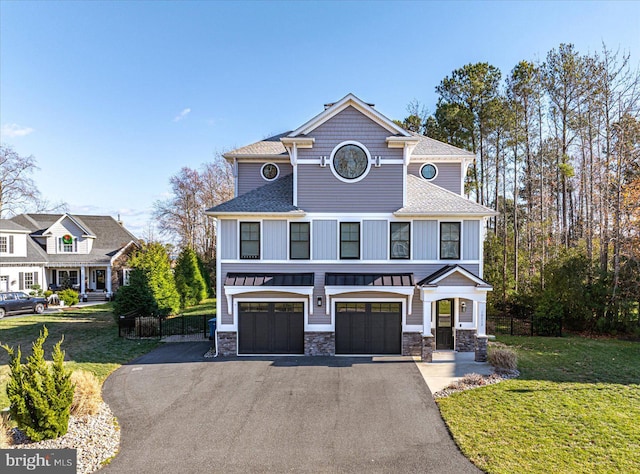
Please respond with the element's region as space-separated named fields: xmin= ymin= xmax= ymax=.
xmin=396 ymin=43 xmax=640 ymax=335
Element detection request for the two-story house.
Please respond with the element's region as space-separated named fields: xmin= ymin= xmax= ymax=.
xmin=0 ymin=213 xmax=138 ymax=301
xmin=206 ymin=94 xmax=496 ymax=361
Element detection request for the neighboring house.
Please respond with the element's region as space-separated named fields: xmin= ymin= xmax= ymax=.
xmin=0 ymin=213 xmax=138 ymax=300
xmin=206 ymin=93 xmax=497 ymax=361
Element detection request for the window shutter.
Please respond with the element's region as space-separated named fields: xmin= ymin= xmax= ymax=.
xmin=9 ymin=235 xmax=14 ymax=254
xmin=118 ymin=270 xmax=123 ymax=287
xmin=19 ymin=272 xmax=24 ymax=290
xmin=34 ymin=272 xmax=39 ymax=285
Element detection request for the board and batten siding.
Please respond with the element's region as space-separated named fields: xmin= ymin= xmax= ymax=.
xmin=408 ymin=162 xmax=462 ymax=195
xmin=263 ymin=220 xmax=287 ymax=260
xmin=297 ymin=106 xmax=404 ymax=212
xmin=413 ymin=220 xmax=438 ymax=260
xmin=219 ymin=262 xmax=480 ymax=326
xmin=220 ymin=219 xmax=237 ymax=260
xmin=462 ymin=220 xmax=480 ymax=260
xmin=312 ymin=220 xmax=337 ymax=260
xmin=237 ymin=162 xmax=293 ymax=196
xmin=362 ymin=220 xmax=387 ymax=260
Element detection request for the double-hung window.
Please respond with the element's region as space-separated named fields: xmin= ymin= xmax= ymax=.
xmin=58 ymin=236 xmax=77 ymax=253
xmin=340 ymin=222 xmax=360 ymax=259
xmin=390 ymin=222 xmax=410 ymax=259
xmin=240 ymin=222 xmax=260 ymax=259
xmin=440 ymin=222 xmax=461 ymax=259
xmin=290 ymin=222 xmax=310 ymax=260
xmin=0 ymin=235 xmax=13 ymax=254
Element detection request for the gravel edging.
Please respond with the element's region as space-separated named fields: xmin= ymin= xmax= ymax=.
xmin=7 ymin=402 xmax=120 ymax=474
xmin=434 ymin=369 xmax=520 ymax=398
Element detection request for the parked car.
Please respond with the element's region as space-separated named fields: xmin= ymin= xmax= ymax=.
xmin=0 ymin=291 xmax=48 ymax=318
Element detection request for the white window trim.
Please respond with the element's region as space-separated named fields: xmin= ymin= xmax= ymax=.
xmin=329 ymin=141 xmax=372 ymax=184
xmin=260 ymin=162 xmax=280 ymax=181
xmin=419 ymin=162 xmax=439 ymax=181
xmin=438 ymin=219 xmax=463 ymax=261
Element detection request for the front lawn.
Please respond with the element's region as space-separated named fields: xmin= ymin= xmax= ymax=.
xmin=437 ymin=336 xmax=640 ymax=474
xmin=0 ymin=304 xmax=160 ymax=409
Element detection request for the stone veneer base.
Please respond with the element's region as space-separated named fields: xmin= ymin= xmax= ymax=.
xmin=475 ymin=335 xmax=488 ymax=362
xmin=402 ymin=332 xmax=423 ymax=356
xmin=304 ymin=332 xmax=335 ymax=356
xmin=455 ymin=329 xmax=476 ymax=352
xmin=216 ymin=331 xmax=237 ymax=357
xmin=422 ymin=335 xmax=435 ymax=362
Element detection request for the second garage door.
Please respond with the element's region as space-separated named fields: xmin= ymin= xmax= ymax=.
xmin=238 ymin=302 xmax=304 ymax=354
xmin=335 ymin=302 xmax=402 ymax=355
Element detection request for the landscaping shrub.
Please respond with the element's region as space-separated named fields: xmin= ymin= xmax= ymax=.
xmin=488 ymin=347 xmax=518 ymax=372
xmin=1 ymin=326 xmax=74 ymax=441
xmin=70 ymin=370 xmax=102 ymax=417
xmin=58 ymin=288 xmax=79 ymax=307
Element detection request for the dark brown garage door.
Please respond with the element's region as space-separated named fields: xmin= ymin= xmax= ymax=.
xmin=238 ymin=302 xmax=304 ymax=354
xmin=335 ymin=302 xmax=402 ymax=355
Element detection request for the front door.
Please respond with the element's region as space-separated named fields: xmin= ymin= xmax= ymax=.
xmin=436 ymin=299 xmax=454 ymax=350
xmin=96 ymin=270 xmax=106 ymax=290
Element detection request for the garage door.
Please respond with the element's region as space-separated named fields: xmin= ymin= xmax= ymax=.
xmin=335 ymin=302 xmax=402 ymax=355
xmin=238 ymin=302 xmax=304 ymax=354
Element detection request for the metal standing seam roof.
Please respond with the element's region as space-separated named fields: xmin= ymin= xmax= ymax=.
xmin=325 ymin=273 xmax=415 ymax=287
xmin=225 ymin=273 xmax=315 ymax=287
xmin=395 ymin=175 xmax=498 ymax=216
xmin=206 ymin=174 xmax=303 ymax=214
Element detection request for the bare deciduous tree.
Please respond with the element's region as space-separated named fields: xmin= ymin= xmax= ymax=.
xmin=153 ymin=154 xmax=234 ymax=261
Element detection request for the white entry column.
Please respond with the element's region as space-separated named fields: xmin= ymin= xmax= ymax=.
xmin=106 ymin=266 xmax=112 ymax=294
xmin=80 ymin=266 xmax=86 ymax=294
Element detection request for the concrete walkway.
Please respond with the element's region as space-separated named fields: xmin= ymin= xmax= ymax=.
xmin=416 ymin=351 xmax=494 ymax=394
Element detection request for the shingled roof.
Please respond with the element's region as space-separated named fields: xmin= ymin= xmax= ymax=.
xmin=409 ymin=132 xmax=475 ymax=157
xmin=395 ymin=175 xmax=497 ymax=216
xmin=206 ymin=174 xmax=304 ymax=215
xmin=223 ymin=132 xmax=290 ymax=158
xmin=5 ymin=214 xmax=138 ymax=265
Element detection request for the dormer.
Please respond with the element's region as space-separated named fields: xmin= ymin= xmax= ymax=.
xmin=42 ymin=214 xmax=97 ymax=255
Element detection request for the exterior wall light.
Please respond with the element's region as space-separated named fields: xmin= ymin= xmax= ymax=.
xmin=460 ymin=301 xmax=467 ymax=313
xmin=317 ymin=296 xmax=323 ymax=307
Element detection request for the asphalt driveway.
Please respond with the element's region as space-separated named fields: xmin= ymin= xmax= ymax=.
xmin=102 ymin=343 xmax=480 ymax=473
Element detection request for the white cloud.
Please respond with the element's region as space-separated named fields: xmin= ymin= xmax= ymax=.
xmin=173 ymin=108 xmax=191 ymax=122
xmin=1 ymin=123 xmax=35 ymax=138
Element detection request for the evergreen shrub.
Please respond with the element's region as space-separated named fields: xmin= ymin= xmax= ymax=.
xmin=1 ymin=327 xmax=74 ymax=441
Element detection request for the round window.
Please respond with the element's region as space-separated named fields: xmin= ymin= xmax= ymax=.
xmin=420 ymin=163 xmax=438 ymax=180
xmin=261 ymin=163 xmax=279 ymax=181
xmin=332 ymin=144 xmax=368 ymax=180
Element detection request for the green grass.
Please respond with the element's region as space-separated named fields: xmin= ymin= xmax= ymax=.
xmin=0 ymin=303 xmax=160 ymax=409
xmin=178 ymin=298 xmax=216 ymax=317
xmin=437 ymin=336 xmax=640 ymax=473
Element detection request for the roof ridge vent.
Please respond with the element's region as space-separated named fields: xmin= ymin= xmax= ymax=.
xmin=324 ymin=100 xmax=375 ymax=110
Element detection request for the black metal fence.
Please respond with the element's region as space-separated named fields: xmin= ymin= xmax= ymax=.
xmin=487 ymin=313 xmax=562 ymax=337
xmin=118 ymin=313 xmax=211 ymax=339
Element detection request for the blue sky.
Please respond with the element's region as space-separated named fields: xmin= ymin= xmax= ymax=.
xmin=1 ymin=0 xmax=638 ymax=238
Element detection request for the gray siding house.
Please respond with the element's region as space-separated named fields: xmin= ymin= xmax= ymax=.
xmin=0 ymin=214 xmax=138 ymax=301
xmin=207 ymin=94 xmax=496 ymax=361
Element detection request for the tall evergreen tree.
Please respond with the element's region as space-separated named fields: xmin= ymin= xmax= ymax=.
xmin=130 ymin=242 xmax=181 ymax=316
xmin=174 ymin=246 xmax=207 ymax=309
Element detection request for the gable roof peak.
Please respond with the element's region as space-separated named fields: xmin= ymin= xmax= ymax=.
xmin=289 ymin=93 xmax=410 ymax=138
